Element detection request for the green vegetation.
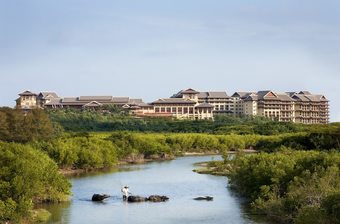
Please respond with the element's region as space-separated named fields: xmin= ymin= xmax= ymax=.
xmin=34 ymin=132 xmax=261 ymax=169
xmin=35 ymin=134 xmax=118 ymax=170
xmin=1 ymin=107 xmax=340 ymax=223
xmin=30 ymin=209 xmax=51 ymax=223
xmin=0 ymin=108 xmax=70 ymax=223
xmin=0 ymin=142 xmax=70 ymax=223
xmin=0 ymin=108 xmax=59 ymax=143
xmin=47 ymin=109 xmax=312 ymax=135
xmin=219 ymin=150 xmax=340 ymax=224
xmin=255 ymin=124 xmax=340 ymax=152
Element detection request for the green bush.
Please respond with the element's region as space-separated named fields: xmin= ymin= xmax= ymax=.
xmin=321 ymin=191 xmax=340 ymax=224
xmin=0 ymin=142 xmax=70 ymax=222
xmin=225 ymin=151 xmax=340 ymax=223
xmin=47 ymin=109 xmax=320 ymax=135
xmin=36 ymin=136 xmax=118 ymax=169
xmin=0 ymin=108 xmax=56 ymax=143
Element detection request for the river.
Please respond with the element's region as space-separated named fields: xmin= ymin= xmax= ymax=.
xmin=43 ymin=155 xmax=270 ymax=224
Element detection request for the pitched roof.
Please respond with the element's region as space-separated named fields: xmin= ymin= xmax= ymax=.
xmin=244 ymin=93 xmax=258 ymax=101
xmin=112 ymin=97 xmax=129 ymax=103
xmin=137 ymin=102 xmax=154 ymax=107
xmin=292 ymin=94 xmax=309 ymax=102
xmin=198 ymin=92 xmax=208 ymax=98
xmin=19 ymin=90 xmax=37 ymax=96
xmin=78 ymin=96 xmax=113 ymax=101
xmin=83 ymin=101 xmax=103 ymax=107
xmin=195 ymin=103 xmax=214 ymax=108
xmin=305 ymin=95 xmax=328 ymax=102
xmin=171 ymin=88 xmax=200 ymax=98
xmin=44 ymin=98 xmax=63 ymax=105
xmin=286 ymin=92 xmax=297 ymax=97
xmin=292 ymin=93 xmax=328 ymax=102
xmin=130 ymin=105 xmax=141 ymax=109
xmin=152 ymin=98 xmax=196 ymax=104
xmin=299 ymin=91 xmax=312 ymax=95
xmin=198 ymin=91 xmax=230 ymax=99
xmin=231 ymin=92 xmax=254 ymax=98
xmin=257 ymin=90 xmax=279 ymax=100
xmin=128 ymin=99 xmax=144 ymax=104
xmin=276 ymin=93 xmax=295 ymax=101
xmin=181 ymin=88 xmax=199 ymax=94
xmin=208 ymin=92 xmax=229 ymax=98
xmin=318 ymin=95 xmax=328 ymax=102
xmin=39 ymin=92 xmax=59 ymax=99
xmin=62 ymin=97 xmax=79 ymax=103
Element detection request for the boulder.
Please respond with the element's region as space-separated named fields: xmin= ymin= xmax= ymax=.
xmin=127 ymin=195 xmax=147 ymax=202
xmin=92 ymin=194 xmax=110 ymax=202
xmin=148 ymin=195 xmax=169 ymax=202
xmin=194 ymin=196 xmax=213 ymax=201
xmin=127 ymin=195 xmax=169 ymax=203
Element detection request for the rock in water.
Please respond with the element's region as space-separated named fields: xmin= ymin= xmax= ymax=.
xmin=127 ymin=196 xmax=147 ymax=202
xmin=148 ymin=195 xmax=169 ymax=202
xmin=194 ymin=196 xmax=213 ymax=201
xmin=127 ymin=195 xmax=169 ymax=203
xmin=92 ymin=194 xmax=110 ymax=202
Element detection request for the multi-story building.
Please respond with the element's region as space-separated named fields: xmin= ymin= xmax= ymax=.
xmin=242 ymin=93 xmax=258 ymax=116
xmin=37 ymin=92 xmax=59 ymax=108
xmin=288 ymin=91 xmax=329 ymax=124
xmin=231 ymin=92 xmax=255 ymax=116
xmin=45 ymin=96 xmax=152 ymax=113
xmin=152 ymin=88 xmax=214 ymax=120
xmin=16 ymin=90 xmax=60 ymax=110
xmin=256 ymin=91 xmax=295 ymax=122
xmin=198 ymin=91 xmax=233 ymax=115
xmin=16 ymin=90 xmax=146 ymax=111
xmin=231 ymin=90 xmax=329 ymax=124
xmin=15 ymin=90 xmax=39 ymax=110
xmin=15 ymin=89 xmax=329 ymax=123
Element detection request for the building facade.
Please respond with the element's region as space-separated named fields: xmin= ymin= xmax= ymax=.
xmin=198 ymin=91 xmax=233 ymax=115
xmin=16 ymin=90 xmax=39 ymax=110
xmin=152 ymin=88 xmax=214 ymax=120
xmin=231 ymin=90 xmax=329 ymax=124
xmin=15 ymin=89 xmax=329 ymax=123
xmin=289 ymin=91 xmax=329 ymax=124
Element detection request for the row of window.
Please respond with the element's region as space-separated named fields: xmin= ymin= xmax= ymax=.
xmin=154 ymin=107 xmax=213 ymax=114
xmin=21 ymin=96 xmax=36 ymax=101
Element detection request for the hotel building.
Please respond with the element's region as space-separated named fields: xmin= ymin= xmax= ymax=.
xmin=15 ymin=88 xmax=329 ymax=123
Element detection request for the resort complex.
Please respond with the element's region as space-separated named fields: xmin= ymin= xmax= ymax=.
xmin=15 ymin=88 xmax=329 ymax=124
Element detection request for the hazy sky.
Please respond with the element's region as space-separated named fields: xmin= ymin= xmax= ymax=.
xmin=1 ymin=0 xmax=339 ymax=121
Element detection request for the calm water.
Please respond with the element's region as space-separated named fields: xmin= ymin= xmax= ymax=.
xmin=44 ymin=156 xmax=269 ymax=224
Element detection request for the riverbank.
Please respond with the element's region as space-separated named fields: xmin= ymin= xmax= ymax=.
xmin=59 ymin=153 xmax=175 ymax=176
xmin=60 ymin=149 xmax=258 ymax=176
xmin=193 ymin=161 xmax=228 ymax=176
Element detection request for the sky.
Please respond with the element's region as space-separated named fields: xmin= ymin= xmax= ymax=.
xmin=0 ymin=0 xmax=339 ymax=121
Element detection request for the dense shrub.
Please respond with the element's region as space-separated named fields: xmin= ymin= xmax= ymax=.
xmin=0 ymin=142 xmax=71 ymax=222
xmin=225 ymin=151 xmax=340 ymax=223
xmin=35 ymin=136 xmax=118 ymax=169
xmin=0 ymin=108 xmax=57 ymax=143
xmin=47 ymin=109 xmax=315 ymax=135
